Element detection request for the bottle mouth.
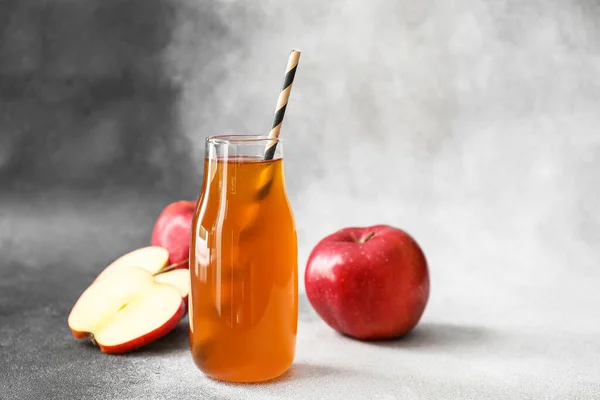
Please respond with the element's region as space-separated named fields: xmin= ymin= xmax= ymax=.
xmin=206 ymin=135 xmax=280 ymax=144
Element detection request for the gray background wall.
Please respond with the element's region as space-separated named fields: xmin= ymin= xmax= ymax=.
xmin=1 ymin=0 xmax=599 ymax=317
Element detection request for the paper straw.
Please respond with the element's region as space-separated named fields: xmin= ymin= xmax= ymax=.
xmin=263 ymin=49 xmax=301 ymax=160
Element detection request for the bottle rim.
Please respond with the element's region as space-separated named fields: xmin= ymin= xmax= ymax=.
xmin=206 ymin=135 xmax=282 ymax=144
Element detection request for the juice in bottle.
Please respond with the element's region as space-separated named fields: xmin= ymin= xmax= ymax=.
xmin=189 ymin=135 xmax=298 ymax=383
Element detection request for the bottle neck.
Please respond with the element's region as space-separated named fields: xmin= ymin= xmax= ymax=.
xmin=202 ymin=156 xmax=285 ymax=201
xmin=205 ymin=135 xmax=284 ymax=162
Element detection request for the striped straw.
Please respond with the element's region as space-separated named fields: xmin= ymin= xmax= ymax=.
xmin=263 ymin=49 xmax=301 ymax=160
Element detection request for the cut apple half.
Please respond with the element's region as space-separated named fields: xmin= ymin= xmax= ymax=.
xmin=95 ymin=246 xmax=169 ymax=282
xmin=68 ymin=267 xmax=185 ymax=354
xmin=154 ymin=269 xmax=190 ymax=315
xmin=154 ymin=269 xmax=190 ymax=299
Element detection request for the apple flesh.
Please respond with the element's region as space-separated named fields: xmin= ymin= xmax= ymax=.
xmin=305 ymin=224 xmax=430 ymax=340
xmin=151 ymin=201 xmax=196 ymax=269
xmin=154 ymin=268 xmax=189 ymax=299
xmin=95 ymin=246 xmax=169 ymax=281
xmin=154 ymin=268 xmax=190 ymax=314
xmin=68 ymin=267 xmax=188 ymax=353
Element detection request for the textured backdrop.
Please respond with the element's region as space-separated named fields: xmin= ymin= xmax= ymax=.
xmin=2 ymin=0 xmax=600 ymax=313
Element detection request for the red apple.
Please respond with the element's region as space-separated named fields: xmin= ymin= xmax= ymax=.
xmin=304 ymin=224 xmax=430 ymax=340
xmin=151 ymin=200 xmax=196 ymax=269
xmin=68 ymin=267 xmax=190 ymax=354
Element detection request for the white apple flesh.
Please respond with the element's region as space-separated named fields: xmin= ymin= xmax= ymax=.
xmin=94 ymin=246 xmax=169 ymax=282
xmin=68 ymin=267 xmax=186 ymax=354
xmin=154 ymin=269 xmax=190 ymax=299
xmin=154 ymin=268 xmax=190 ymax=314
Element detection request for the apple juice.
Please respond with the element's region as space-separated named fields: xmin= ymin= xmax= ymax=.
xmin=189 ymin=136 xmax=298 ymax=383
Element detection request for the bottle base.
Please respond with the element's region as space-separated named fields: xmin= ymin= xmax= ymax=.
xmin=194 ymin=359 xmax=293 ymax=384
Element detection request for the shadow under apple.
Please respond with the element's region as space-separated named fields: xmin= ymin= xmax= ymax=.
xmin=353 ymin=322 xmax=495 ymax=351
xmin=127 ymin=318 xmax=190 ymax=357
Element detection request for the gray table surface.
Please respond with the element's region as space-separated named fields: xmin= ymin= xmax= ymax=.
xmin=1 ymin=189 xmax=599 ymax=400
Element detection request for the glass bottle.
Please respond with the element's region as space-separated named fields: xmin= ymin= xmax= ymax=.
xmin=189 ymin=135 xmax=298 ymax=383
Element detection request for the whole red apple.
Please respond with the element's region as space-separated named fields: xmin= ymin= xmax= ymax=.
xmin=151 ymin=200 xmax=196 ymax=269
xmin=304 ymin=224 xmax=430 ymax=340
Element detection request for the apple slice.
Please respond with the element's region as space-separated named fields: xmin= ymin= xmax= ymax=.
xmin=154 ymin=269 xmax=190 ymax=314
xmin=68 ymin=267 xmax=185 ymax=354
xmin=95 ymin=246 xmax=169 ymax=282
xmin=154 ymin=269 xmax=189 ymax=299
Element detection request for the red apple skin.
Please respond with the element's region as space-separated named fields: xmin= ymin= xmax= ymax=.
xmin=181 ymin=294 xmax=189 ymax=316
xmin=71 ymin=330 xmax=90 ymax=340
xmin=304 ymin=224 xmax=430 ymax=341
xmin=150 ymin=200 xmax=196 ymax=269
xmin=71 ymin=300 xmax=186 ymax=354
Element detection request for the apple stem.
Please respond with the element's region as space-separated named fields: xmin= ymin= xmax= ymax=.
xmin=359 ymin=231 xmax=376 ymax=244
xmin=155 ymin=259 xmax=188 ymax=275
